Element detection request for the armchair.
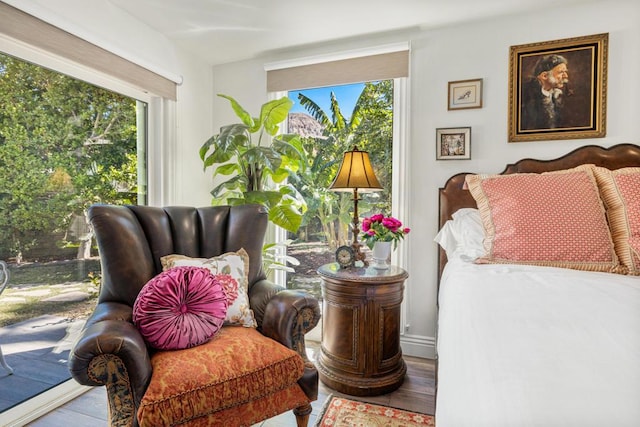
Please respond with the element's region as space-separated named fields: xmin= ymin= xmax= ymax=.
xmin=68 ymin=204 xmax=320 ymax=427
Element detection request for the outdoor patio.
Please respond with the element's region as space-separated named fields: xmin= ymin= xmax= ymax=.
xmin=0 ymin=314 xmax=85 ymax=412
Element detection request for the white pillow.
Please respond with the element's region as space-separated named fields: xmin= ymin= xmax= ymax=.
xmin=434 ymin=208 xmax=485 ymax=261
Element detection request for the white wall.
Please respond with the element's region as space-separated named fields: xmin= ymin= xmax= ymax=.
xmin=173 ymin=48 xmax=215 ymax=207
xmin=205 ymin=0 xmax=640 ymax=358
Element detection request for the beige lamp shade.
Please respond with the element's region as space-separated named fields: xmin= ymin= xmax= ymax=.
xmin=329 ymin=146 xmax=383 ymax=192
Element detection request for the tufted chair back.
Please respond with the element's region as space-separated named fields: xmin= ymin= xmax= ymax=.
xmin=89 ymin=204 xmax=267 ymax=310
xmin=88 ymin=205 xmax=267 ymax=314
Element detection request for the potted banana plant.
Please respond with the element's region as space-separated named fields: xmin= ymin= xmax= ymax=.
xmin=199 ymin=94 xmax=307 ymax=233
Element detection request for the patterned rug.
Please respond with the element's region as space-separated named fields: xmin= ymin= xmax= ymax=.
xmin=314 ymin=395 xmax=435 ymax=426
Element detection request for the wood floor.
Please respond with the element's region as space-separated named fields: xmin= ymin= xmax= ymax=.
xmin=26 ymin=341 xmax=436 ymax=426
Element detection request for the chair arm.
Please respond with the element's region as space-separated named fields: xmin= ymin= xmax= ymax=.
xmin=68 ymin=302 xmax=152 ymax=420
xmin=249 ymin=278 xmax=285 ymax=327
xmin=260 ymin=288 xmax=321 ymax=357
xmin=260 ymin=288 xmax=321 ymax=401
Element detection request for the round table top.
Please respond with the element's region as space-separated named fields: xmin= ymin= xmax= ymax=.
xmin=317 ymin=262 xmax=408 ymax=283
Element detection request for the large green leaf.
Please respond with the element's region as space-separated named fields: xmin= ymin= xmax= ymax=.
xmin=272 ymin=137 xmax=303 ymax=160
xmin=278 ymin=133 xmax=305 ymax=153
xmin=212 ymin=163 xmax=239 ymax=176
xmin=268 ymin=201 xmax=303 ymax=233
xmin=218 ymin=124 xmax=250 ymax=148
xmin=199 ymin=135 xmax=217 ymax=161
xmin=260 ymin=97 xmax=293 ymax=136
xmin=297 ymin=93 xmax=332 ymax=128
xmin=211 ymin=174 xmax=246 ymax=197
xmin=269 ymin=167 xmax=289 ymax=183
xmin=203 ymin=148 xmax=233 ymax=169
xmin=243 ymin=190 xmax=283 ymax=207
xmin=242 ymin=146 xmax=282 ymax=173
xmin=278 ymin=184 xmax=307 ymax=214
xmin=218 ymin=94 xmax=255 ymax=128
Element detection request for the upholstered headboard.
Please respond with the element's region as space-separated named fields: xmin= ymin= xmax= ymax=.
xmin=437 ymin=143 xmax=640 ymax=280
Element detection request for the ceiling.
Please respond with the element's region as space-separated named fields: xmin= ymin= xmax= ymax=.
xmin=109 ymin=0 xmax=592 ymax=66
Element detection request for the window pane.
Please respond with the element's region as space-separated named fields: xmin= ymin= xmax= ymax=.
xmin=286 ymin=80 xmax=394 ymax=296
xmin=0 ymin=52 xmax=146 ymax=411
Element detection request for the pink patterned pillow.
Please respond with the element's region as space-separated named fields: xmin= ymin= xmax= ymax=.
xmin=465 ymin=165 xmax=622 ymax=273
xmin=593 ymin=166 xmax=640 ymax=274
xmin=133 ymin=266 xmax=228 ymax=350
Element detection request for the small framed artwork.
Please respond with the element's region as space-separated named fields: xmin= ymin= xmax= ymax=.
xmin=448 ymin=79 xmax=483 ymax=110
xmin=436 ymin=127 xmax=471 ymax=160
xmin=508 ymin=33 xmax=608 ymax=142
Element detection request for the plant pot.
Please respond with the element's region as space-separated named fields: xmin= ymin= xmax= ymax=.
xmin=371 ymin=241 xmax=392 ymax=270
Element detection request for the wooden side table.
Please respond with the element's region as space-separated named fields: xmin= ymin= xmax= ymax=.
xmin=316 ymin=262 xmax=408 ymax=396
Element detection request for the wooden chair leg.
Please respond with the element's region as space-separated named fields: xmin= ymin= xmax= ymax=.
xmin=294 ymin=403 xmax=312 ymax=427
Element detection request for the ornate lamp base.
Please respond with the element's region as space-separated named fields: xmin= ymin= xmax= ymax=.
xmin=351 ymin=241 xmax=368 ymax=266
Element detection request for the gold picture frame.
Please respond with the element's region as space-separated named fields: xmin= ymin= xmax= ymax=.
xmin=508 ymin=33 xmax=608 ymax=142
xmin=436 ymin=127 xmax=471 ymax=160
xmin=448 ymin=78 xmax=483 ymax=110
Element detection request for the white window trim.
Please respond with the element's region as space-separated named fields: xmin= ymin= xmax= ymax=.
xmin=0 ymin=380 xmax=90 ymax=426
xmin=391 ymin=77 xmax=411 ymax=336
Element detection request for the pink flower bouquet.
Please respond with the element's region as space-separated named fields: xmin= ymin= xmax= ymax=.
xmin=361 ymin=214 xmax=410 ymax=250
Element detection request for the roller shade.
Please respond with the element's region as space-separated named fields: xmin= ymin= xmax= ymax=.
xmin=0 ymin=2 xmax=177 ymax=100
xmin=267 ymin=49 xmax=409 ymax=92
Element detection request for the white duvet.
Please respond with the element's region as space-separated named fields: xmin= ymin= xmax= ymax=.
xmin=436 ymin=259 xmax=640 ymax=427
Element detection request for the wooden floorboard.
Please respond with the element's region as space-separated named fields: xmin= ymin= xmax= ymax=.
xmin=27 ymin=341 xmax=436 ymax=426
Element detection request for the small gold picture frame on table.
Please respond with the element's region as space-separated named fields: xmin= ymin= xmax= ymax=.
xmin=436 ymin=127 xmax=471 ymax=160
xmin=448 ymin=79 xmax=483 ymax=110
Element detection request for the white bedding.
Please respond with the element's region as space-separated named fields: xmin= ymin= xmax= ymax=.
xmin=436 ymin=259 xmax=640 ymax=427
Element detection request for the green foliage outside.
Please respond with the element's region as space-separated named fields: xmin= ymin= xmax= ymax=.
xmin=0 ymin=53 xmax=141 ymax=263
xmin=290 ymin=80 xmax=394 ymax=250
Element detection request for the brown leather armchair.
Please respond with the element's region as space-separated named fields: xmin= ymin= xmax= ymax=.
xmin=69 ymin=204 xmax=320 ymax=427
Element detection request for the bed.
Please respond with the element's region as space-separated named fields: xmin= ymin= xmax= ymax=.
xmin=435 ymin=144 xmax=640 ymax=427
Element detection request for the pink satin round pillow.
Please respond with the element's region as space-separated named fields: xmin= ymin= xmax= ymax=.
xmin=133 ymin=266 xmax=228 ymax=350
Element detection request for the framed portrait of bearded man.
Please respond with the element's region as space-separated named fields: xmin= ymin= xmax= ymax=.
xmin=508 ymin=33 xmax=608 ymax=142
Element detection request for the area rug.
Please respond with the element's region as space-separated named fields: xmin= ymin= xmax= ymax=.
xmin=314 ymin=395 xmax=435 ymax=426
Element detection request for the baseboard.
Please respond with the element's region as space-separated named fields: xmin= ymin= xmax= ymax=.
xmin=401 ymin=334 xmax=436 ymax=359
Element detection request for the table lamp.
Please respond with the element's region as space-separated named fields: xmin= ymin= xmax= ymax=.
xmin=329 ymin=146 xmax=382 ymax=265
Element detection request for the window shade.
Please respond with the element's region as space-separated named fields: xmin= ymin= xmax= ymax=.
xmin=0 ymin=2 xmax=176 ymax=100
xmin=267 ymin=50 xmax=409 ymax=92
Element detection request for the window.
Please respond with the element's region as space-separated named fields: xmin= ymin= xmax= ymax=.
xmin=286 ymin=80 xmax=395 ymax=297
xmin=266 ymin=44 xmax=410 ymax=285
xmin=265 ymin=46 xmax=410 ymax=347
xmin=0 ymin=51 xmax=146 ymax=413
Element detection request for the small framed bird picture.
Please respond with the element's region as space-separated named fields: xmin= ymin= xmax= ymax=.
xmin=448 ymin=78 xmax=483 ymax=110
